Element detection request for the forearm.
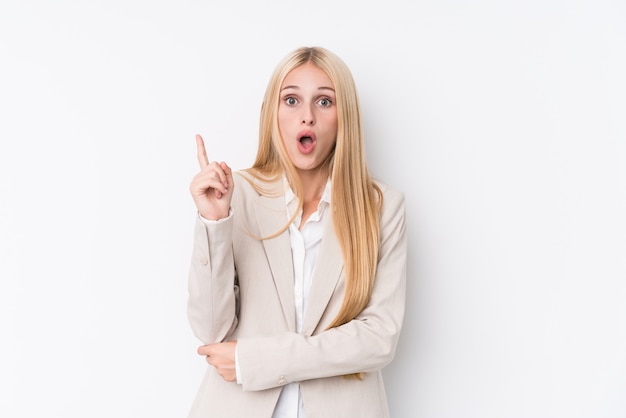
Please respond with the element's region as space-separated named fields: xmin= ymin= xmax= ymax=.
xmin=236 ymin=310 xmax=402 ymax=391
xmin=187 ymin=215 xmax=239 ymax=344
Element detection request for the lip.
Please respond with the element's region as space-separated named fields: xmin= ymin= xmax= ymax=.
xmin=297 ymin=130 xmax=317 ymax=154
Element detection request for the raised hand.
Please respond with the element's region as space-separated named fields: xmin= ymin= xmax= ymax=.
xmin=189 ymin=134 xmax=234 ymax=220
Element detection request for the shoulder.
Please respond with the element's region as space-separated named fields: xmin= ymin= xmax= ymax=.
xmin=373 ymin=180 xmax=407 ymax=252
xmin=374 ymin=180 xmax=405 ymax=213
xmin=233 ymin=170 xmax=283 ymax=196
xmin=232 ymin=171 xmax=257 ymax=194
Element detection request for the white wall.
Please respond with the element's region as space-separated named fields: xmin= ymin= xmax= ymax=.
xmin=1 ymin=1 xmax=625 ymax=417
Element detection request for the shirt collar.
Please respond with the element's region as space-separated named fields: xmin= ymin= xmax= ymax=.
xmin=284 ymin=177 xmax=332 ymax=208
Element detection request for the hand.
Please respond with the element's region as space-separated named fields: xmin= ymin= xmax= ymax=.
xmin=198 ymin=341 xmax=238 ymax=382
xmin=189 ymin=134 xmax=234 ymax=220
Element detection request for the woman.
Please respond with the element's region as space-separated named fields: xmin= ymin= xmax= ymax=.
xmin=187 ymin=46 xmax=407 ymax=418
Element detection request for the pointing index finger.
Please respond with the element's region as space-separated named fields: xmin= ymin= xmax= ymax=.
xmin=196 ymin=134 xmax=209 ymax=167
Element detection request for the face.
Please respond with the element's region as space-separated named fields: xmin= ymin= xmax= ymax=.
xmin=278 ymin=62 xmax=338 ymax=175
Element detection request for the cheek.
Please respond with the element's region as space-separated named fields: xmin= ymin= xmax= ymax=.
xmin=325 ymin=114 xmax=338 ymax=138
xmin=326 ymin=109 xmax=338 ymax=130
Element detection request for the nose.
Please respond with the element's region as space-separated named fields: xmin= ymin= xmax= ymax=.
xmin=301 ymin=105 xmax=315 ymax=126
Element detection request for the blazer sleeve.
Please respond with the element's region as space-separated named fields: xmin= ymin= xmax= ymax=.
xmin=187 ymin=214 xmax=239 ymax=344
xmin=237 ymin=187 xmax=407 ymax=391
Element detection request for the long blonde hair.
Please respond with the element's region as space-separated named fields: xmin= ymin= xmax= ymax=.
xmin=246 ymin=46 xmax=382 ymax=346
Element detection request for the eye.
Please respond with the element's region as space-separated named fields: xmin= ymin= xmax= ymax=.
xmin=284 ymin=96 xmax=298 ymax=106
xmin=318 ymin=97 xmax=333 ymax=107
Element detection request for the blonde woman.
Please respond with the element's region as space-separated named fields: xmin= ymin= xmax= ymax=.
xmin=187 ymin=46 xmax=407 ymax=418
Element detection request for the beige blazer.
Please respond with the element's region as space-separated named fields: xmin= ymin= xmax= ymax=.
xmin=187 ymin=172 xmax=407 ymax=418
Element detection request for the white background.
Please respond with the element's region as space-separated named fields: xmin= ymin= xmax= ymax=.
xmin=1 ymin=1 xmax=625 ymax=417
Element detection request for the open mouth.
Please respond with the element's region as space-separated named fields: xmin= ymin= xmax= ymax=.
xmin=297 ymin=131 xmax=316 ymax=153
xmin=299 ymin=135 xmax=313 ymax=146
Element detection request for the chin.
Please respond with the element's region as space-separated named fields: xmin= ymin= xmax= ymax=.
xmin=293 ymin=162 xmax=319 ymax=172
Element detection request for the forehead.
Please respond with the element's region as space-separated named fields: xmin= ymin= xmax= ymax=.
xmin=281 ymin=62 xmax=334 ymax=89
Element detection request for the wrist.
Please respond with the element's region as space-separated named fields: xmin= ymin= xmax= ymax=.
xmin=199 ymin=208 xmax=231 ymax=221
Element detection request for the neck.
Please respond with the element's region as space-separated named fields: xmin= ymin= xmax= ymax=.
xmin=297 ymin=167 xmax=329 ymax=204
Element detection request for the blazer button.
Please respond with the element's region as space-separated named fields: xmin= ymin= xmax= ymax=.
xmin=199 ymin=256 xmax=208 ymax=266
xmin=277 ymin=376 xmax=287 ymax=385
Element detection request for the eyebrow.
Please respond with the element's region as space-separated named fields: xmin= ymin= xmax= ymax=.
xmin=280 ymin=85 xmax=335 ymax=92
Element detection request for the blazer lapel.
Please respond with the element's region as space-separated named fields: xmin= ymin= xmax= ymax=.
xmin=253 ymin=194 xmax=296 ymax=333
xmin=302 ymin=216 xmax=344 ymax=335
